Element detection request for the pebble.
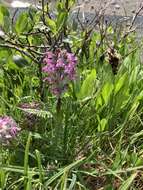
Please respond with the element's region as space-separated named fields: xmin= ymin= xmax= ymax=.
xmin=115 ymin=4 xmax=120 ymax=10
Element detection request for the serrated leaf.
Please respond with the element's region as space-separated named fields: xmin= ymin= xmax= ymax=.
xmin=18 ymin=108 xmax=53 ymax=119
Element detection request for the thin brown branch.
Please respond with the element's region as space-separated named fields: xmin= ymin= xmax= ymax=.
xmin=0 ymin=43 xmax=38 ymax=63
xmin=42 ymin=0 xmax=46 ymax=25
xmin=129 ymin=4 xmax=143 ymax=30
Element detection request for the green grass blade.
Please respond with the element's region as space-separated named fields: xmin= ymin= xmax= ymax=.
xmin=45 ymin=158 xmax=85 ymax=187
xmin=119 ymin=173 xmax=137 ymax=190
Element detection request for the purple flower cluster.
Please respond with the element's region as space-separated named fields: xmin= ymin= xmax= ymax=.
xmin=0 ymin=116 xmax=20 ymax=143
xmin=42 ymin=49 xmax=77 ymax=96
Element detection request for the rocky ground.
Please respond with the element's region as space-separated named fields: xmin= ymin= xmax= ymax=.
xmin=1 ymin=0 xmax=143 ymax=16
xmin=78 ymin=0 xmax=143 ymax=16
xmin=1 ymin=0 xmax=143 ymax=38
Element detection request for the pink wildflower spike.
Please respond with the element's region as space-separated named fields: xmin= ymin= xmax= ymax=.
xmin=42 ymin=49 xmax=77 ymax=97
xmin=0 ymin=116 xmax=20 ymax=143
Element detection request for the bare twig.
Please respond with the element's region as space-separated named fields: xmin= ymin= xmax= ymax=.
xmin=120 ymin=3 xmax=143 ymax=41
xmin=42 ymin=0 xmax=46 ymax=25
xmin=0 ymin=43 xmax=38 ymax=62
xmin=77 ymin=8 xmax=84 ymax=30
xmin=129 ymin=3 xmax=143 ymax=30
xmin=12 ymin=8 xmax=19 ymax=25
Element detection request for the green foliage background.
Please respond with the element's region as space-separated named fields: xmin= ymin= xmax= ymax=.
xmin=0 ymin=0 xmax=143 ymax=189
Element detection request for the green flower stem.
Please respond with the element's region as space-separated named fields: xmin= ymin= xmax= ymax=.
xmin=54 ymin=97 xmax=63 ymax=156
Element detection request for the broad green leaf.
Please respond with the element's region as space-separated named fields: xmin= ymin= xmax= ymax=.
xmin=56 ymin=12 xmax=67 ymax=31
xmin=129 ymin=66 xmax=139 ymax=85
xmin=0 ymin=169 xmax=9 ymax=189
xmin=46 ymin=18 xmax=56 ymax=33
xmin=77 ymin=69 xmax=96 ymax=100
xmin=0 ymin=5 xmax=9 ymax=17
xmin=101 ymin=82 xmax=113 ymax=104
xmin=0 ymin=5 xmax=10 ymax=31
xmin=98 ymin=118 xmax=108 ymax=132
xmin=95 ymin=95 xmax=103 ymax=109
xmin=123 ymin=56 xmax=131 ymax=67
xmin=0 ymin=48 xmax=12 ymax=59
xmin=137 ymin=90 xmax=143 ymax=101
xmin=15 ymin=12 xmax=32 ymax=33
xmin=114 ymin=89 xmax=129 ymax=113
xmin=114 ymin=73 xmax=128 ymax=95
xmin=119 ymin=173 xmax=137 ymax=190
